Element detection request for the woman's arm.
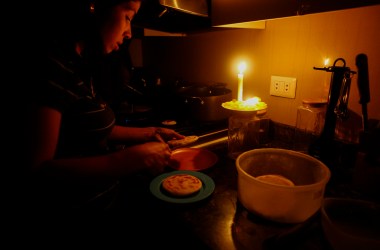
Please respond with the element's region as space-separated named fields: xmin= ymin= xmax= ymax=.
xmin=109 ymin=126 xmax=156 ymax=142
xmin=37 ymin=142 xmax=170 ymax=178
xmin=109 ymin=124 xmax=185 ymax=143
xmin=27 ymin=105 xmax=61 ymax=171
xmin=27 ymin=106 xmax=172 ymax=178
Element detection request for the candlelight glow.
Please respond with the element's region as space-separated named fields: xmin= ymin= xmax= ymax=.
xmin=238 ymin=62 xmax=247 ymax=74
xmin=324 ymin=58 xmax=330 ymax=66
xmin=237 ymin=62 xmax=247 ymax=101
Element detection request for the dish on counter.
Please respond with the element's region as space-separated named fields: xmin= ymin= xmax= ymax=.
xmin=168 ymin=148 xmax=218 ymax=171
xmin=321 ymin=197 xmax=380 ymax=250
xmin=149 ymin=170 xmax=215 ymax=204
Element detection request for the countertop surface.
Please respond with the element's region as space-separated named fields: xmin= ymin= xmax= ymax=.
xmin=118 ymin=144 xmax=336 ymax=250
xmin=12 ymin=121 xmax=379 ymax=248
xmin=15 ymin=140 xmax=378 ymax=249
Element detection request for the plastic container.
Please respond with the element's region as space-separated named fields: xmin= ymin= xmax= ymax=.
xmin=294 ymin=99 xmax=327 ymax=152
xmin=236 ymin=148 xmax=331 ymax=224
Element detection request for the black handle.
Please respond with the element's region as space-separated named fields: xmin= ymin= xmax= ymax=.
xmin=355 ymin=53 xmax=370 ymax=104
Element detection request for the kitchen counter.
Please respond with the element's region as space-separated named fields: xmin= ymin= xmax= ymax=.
xmin=24 ymin=121 xmax=374 ymax=248
xmin=117 ymin=143 xmax=335 ymax=250
xmin=20 ymin=135 xmax=375 ymax=248
xmin=13 ymin=121 xmax=378 ymax=248
xmin=115 ymin=127 xmax=379 ymax=249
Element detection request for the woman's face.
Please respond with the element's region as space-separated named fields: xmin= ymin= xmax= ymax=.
xmin=99 ymin=1 xmax=141 ymax=54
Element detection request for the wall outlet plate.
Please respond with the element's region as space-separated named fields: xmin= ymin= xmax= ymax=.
xmin=270 ymin=75 xmax=297 ymax=98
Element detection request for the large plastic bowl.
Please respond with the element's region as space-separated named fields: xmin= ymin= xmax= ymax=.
xmin=236 ymin=148 xmax=331 ymax=223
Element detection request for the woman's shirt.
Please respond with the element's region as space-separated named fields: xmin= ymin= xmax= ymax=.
xmin=40 ymin=42 xmax=116 ymax=158
xmin=30 ymin=41 xmax=119 ymax=209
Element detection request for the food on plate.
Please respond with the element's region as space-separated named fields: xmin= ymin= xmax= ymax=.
xmin=167 ymin=135 xmax=199 ymax=148
xmin=161 ymin=120 xmax=177 ymax=126
xmin=256 ymin=174 xmax=295 ymax=186
xmin=162 ymin=174 xmax=203 ymax=197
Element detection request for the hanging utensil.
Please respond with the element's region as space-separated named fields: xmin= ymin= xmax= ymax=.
xmin=309 ymin=58 xmax=350 ymax=166
xmin=334 ymin=70 xmax=356 ymax=120
xmin=355 ymin=53 xmax=370 ymax=132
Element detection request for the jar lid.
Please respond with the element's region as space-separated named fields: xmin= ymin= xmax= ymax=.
xmin=302 ymin=98 xmax=327 ymax=107
xmin=257 ymin=109 xmax=267 ymax=117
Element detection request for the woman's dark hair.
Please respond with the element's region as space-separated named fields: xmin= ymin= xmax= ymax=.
xmin=46 ymin=0 xmax=141 ymax=43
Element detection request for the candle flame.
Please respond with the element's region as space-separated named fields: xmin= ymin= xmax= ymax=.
xmin=324 ymin=58 xmax=330 ymax=66
xmin=238 ymin=62 xmax=247 ymax=74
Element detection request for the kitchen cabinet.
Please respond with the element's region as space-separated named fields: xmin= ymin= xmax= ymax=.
xmin=212 ymin=0 xmax=380 ymax=27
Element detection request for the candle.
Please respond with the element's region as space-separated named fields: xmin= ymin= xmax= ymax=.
xmin=323 ymin=58 xmax=330 ymax=92
xmin=238 ymin=73 xmax=243 ymax=101
xmin=237 ymin=62 xmax=246 ymax=101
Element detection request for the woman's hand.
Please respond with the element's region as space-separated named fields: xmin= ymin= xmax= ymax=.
xmin=137 ymin=141 xmax=172 ymax=175
xmin=146 ymin=127 xmax=185 ymax=143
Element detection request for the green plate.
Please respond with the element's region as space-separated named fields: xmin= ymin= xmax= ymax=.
xmin=149 ymin=170 xmax=215 ymax=204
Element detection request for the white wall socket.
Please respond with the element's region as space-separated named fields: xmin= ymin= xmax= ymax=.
xmin=270 ymin=75 xmax=297 ymax=98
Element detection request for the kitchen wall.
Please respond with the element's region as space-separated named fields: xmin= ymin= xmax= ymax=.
xmin=139 ymin=5 xmax=380 ymax=127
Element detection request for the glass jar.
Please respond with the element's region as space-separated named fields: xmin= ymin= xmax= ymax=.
xmin=256 ymin=110 xmax=271 ymax=148
xmin=228 ymin=111 xmax=260 ymax=159
xmin=294 ymin=99 xmax=327 ymax=153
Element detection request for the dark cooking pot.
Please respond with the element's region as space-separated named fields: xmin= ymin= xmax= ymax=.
xmin=176 ymin=83 xmax=233 ymax=122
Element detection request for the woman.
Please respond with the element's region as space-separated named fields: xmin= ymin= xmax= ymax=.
xmin=23 ymin=0 xmax=184 ymax=210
